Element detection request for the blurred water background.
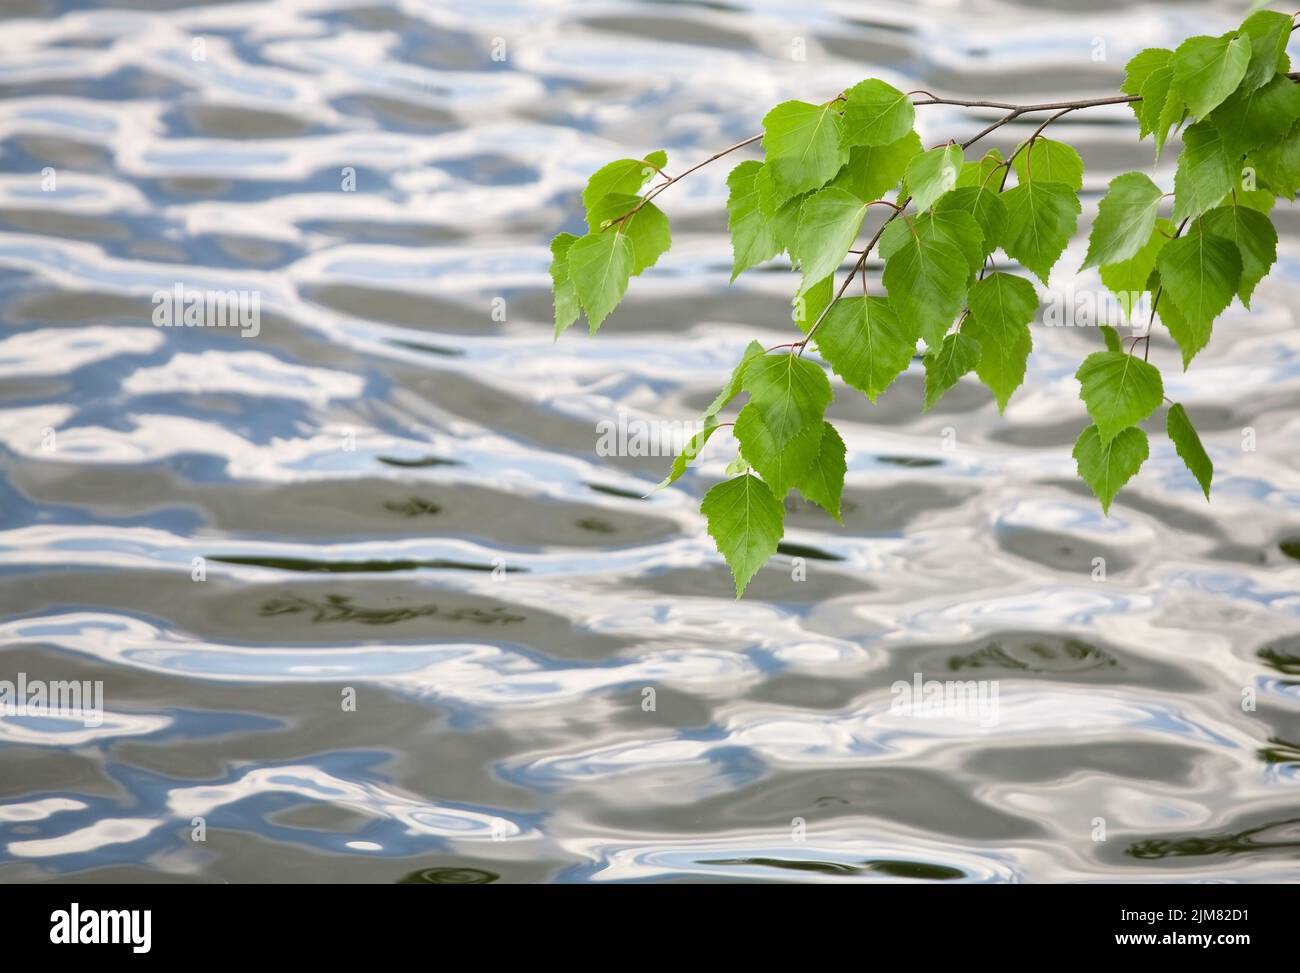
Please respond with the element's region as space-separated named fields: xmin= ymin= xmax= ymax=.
xmin=1 ymin=0 xmax=1299 ymax=883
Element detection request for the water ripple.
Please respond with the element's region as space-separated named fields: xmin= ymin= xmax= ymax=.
xmin=1 ymin=0 xmax=1299 ymax=883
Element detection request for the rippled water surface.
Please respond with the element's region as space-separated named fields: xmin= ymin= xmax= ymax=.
xmin=2 ymin=0 xmax=1300 ymax=883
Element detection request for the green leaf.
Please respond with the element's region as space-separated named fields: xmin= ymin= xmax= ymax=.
xmin=582 ymin=153 xmax=665 ymax=219
xmin=1254 ymin=118 xmax=1300 ymax=199
xmin=1100 ymin=218 xmax=1174 ymax=320
xmin=704 ymin=340 xmax=765 ymax=419
xmin=1075 ymin=351 xmax=1164 ymax=443
xmin=1100 ymin=325 xmax=1124 ymax=353
xmin=902 ymin=144 xmax=964 ymax=214
xmin=586 ymin=193 xmax=671 ymax=275
xmin=842 ymin=79 xmax=916 ymax=147
xmin=1166 ymin=403 xmax=1213 ymax=500
xmin=762 ymin=100 xmax=848 ymax=200
xmin=1211 ymin=74 xmax=1300 ymax=159
xmin=1073 ymin=425 xmax=1149 ymax=514
xmin=795 ymin=275 xmax=833 ymax=333
xmin=814 ymin=296 xmax=916 ymax=403
xmin=1236 ymin=188 xmax=1276 ymax=213
xmin=1198 ymin=204 xmax=1277 ymax=308
xmin=1148 ymin=70 xmax=1187 ymax=161
xmin=726 ymin=160 xmax=781 ymax=281
xmin=923 ymin=331 xmax=981 ymax=410
xmin=701 ymin=474 xmax=785 ymax=597
xmin=1237 ymin=9 xmax=1292 ymax=93
xmin=1122 ymin=49 xmax=1172 ymax=137
xmin=829 ymin=131 xmax=922 ymax=202
xmin=964 ymin=272 xmax=1036 ymax=412
xmin=1122 ymin=49 xmax=1187 ymax=160
xmin=741 ymin=352 xmax=834 ymax=444
xmin=568 ymin=230 xmax=635 ymax=332
xmin=735 ymin=406 xmax=824 ymax=499
xmin=795 ymin=421 xmax=847 ymax=521
xmin=755 ymin=162 xmax=782 ymax=216
xmin=1122 ymin=48 xmax=1170 ymax=98
xmin=1153 ymin=288 xmax=1200 ymax=371
xmin=1001 ymin=181 xmax=1081 ymax=284
xmin=935 ymin=186 xmax=1008 ymax=258
xmin=735 ymin=352 xmax=833 ymax=496
xmin=550 ymin=232 xmax=581 ymax=338
xmin=771 ymin=191 xmax=809 ymax=255
xmin=1013 ymin=138 xmax=1084 ymax=191
xmin=880 ymin=219 xmax=973 ymax=349
xmin=1170 ymin=32 xmax=1252 ymax=120
xmin=956 ymin=148 xmax=1006 ymax=189
xmin=1156 ymin=227 xmax=1242 ymax=365
xmin=656 ymin=417 xmax=722 ymax=490
xmin=792 ymin=188 xmax=868 ymax=295
xmin=1082 ymin=172 xmax=1164 ymax=270
xmin=886 ymin=206 xmax=984 ymax=276
xmin=1172 ymin=119 xmax=1237 ymax=223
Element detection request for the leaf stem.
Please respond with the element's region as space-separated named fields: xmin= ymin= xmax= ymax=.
xmin=912 ymin=94 xmax=1138 ymax=113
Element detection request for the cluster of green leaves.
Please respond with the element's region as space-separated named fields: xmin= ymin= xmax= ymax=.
xmin=552 ymin=151 xmax=673 ymax=334
xmin=550 ymin=9 xmax=1296 ymax=596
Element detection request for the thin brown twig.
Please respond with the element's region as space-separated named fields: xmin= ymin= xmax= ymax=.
xmin=612 ymin=133 xmax=762 ymax=225
xmin=608 ymin=72 xmax=1300 ymax=228
xmin=941 ymin=94 xmax=1135 ymax=151
xmin=912 ymin=93 xmax=1138 ymax=112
